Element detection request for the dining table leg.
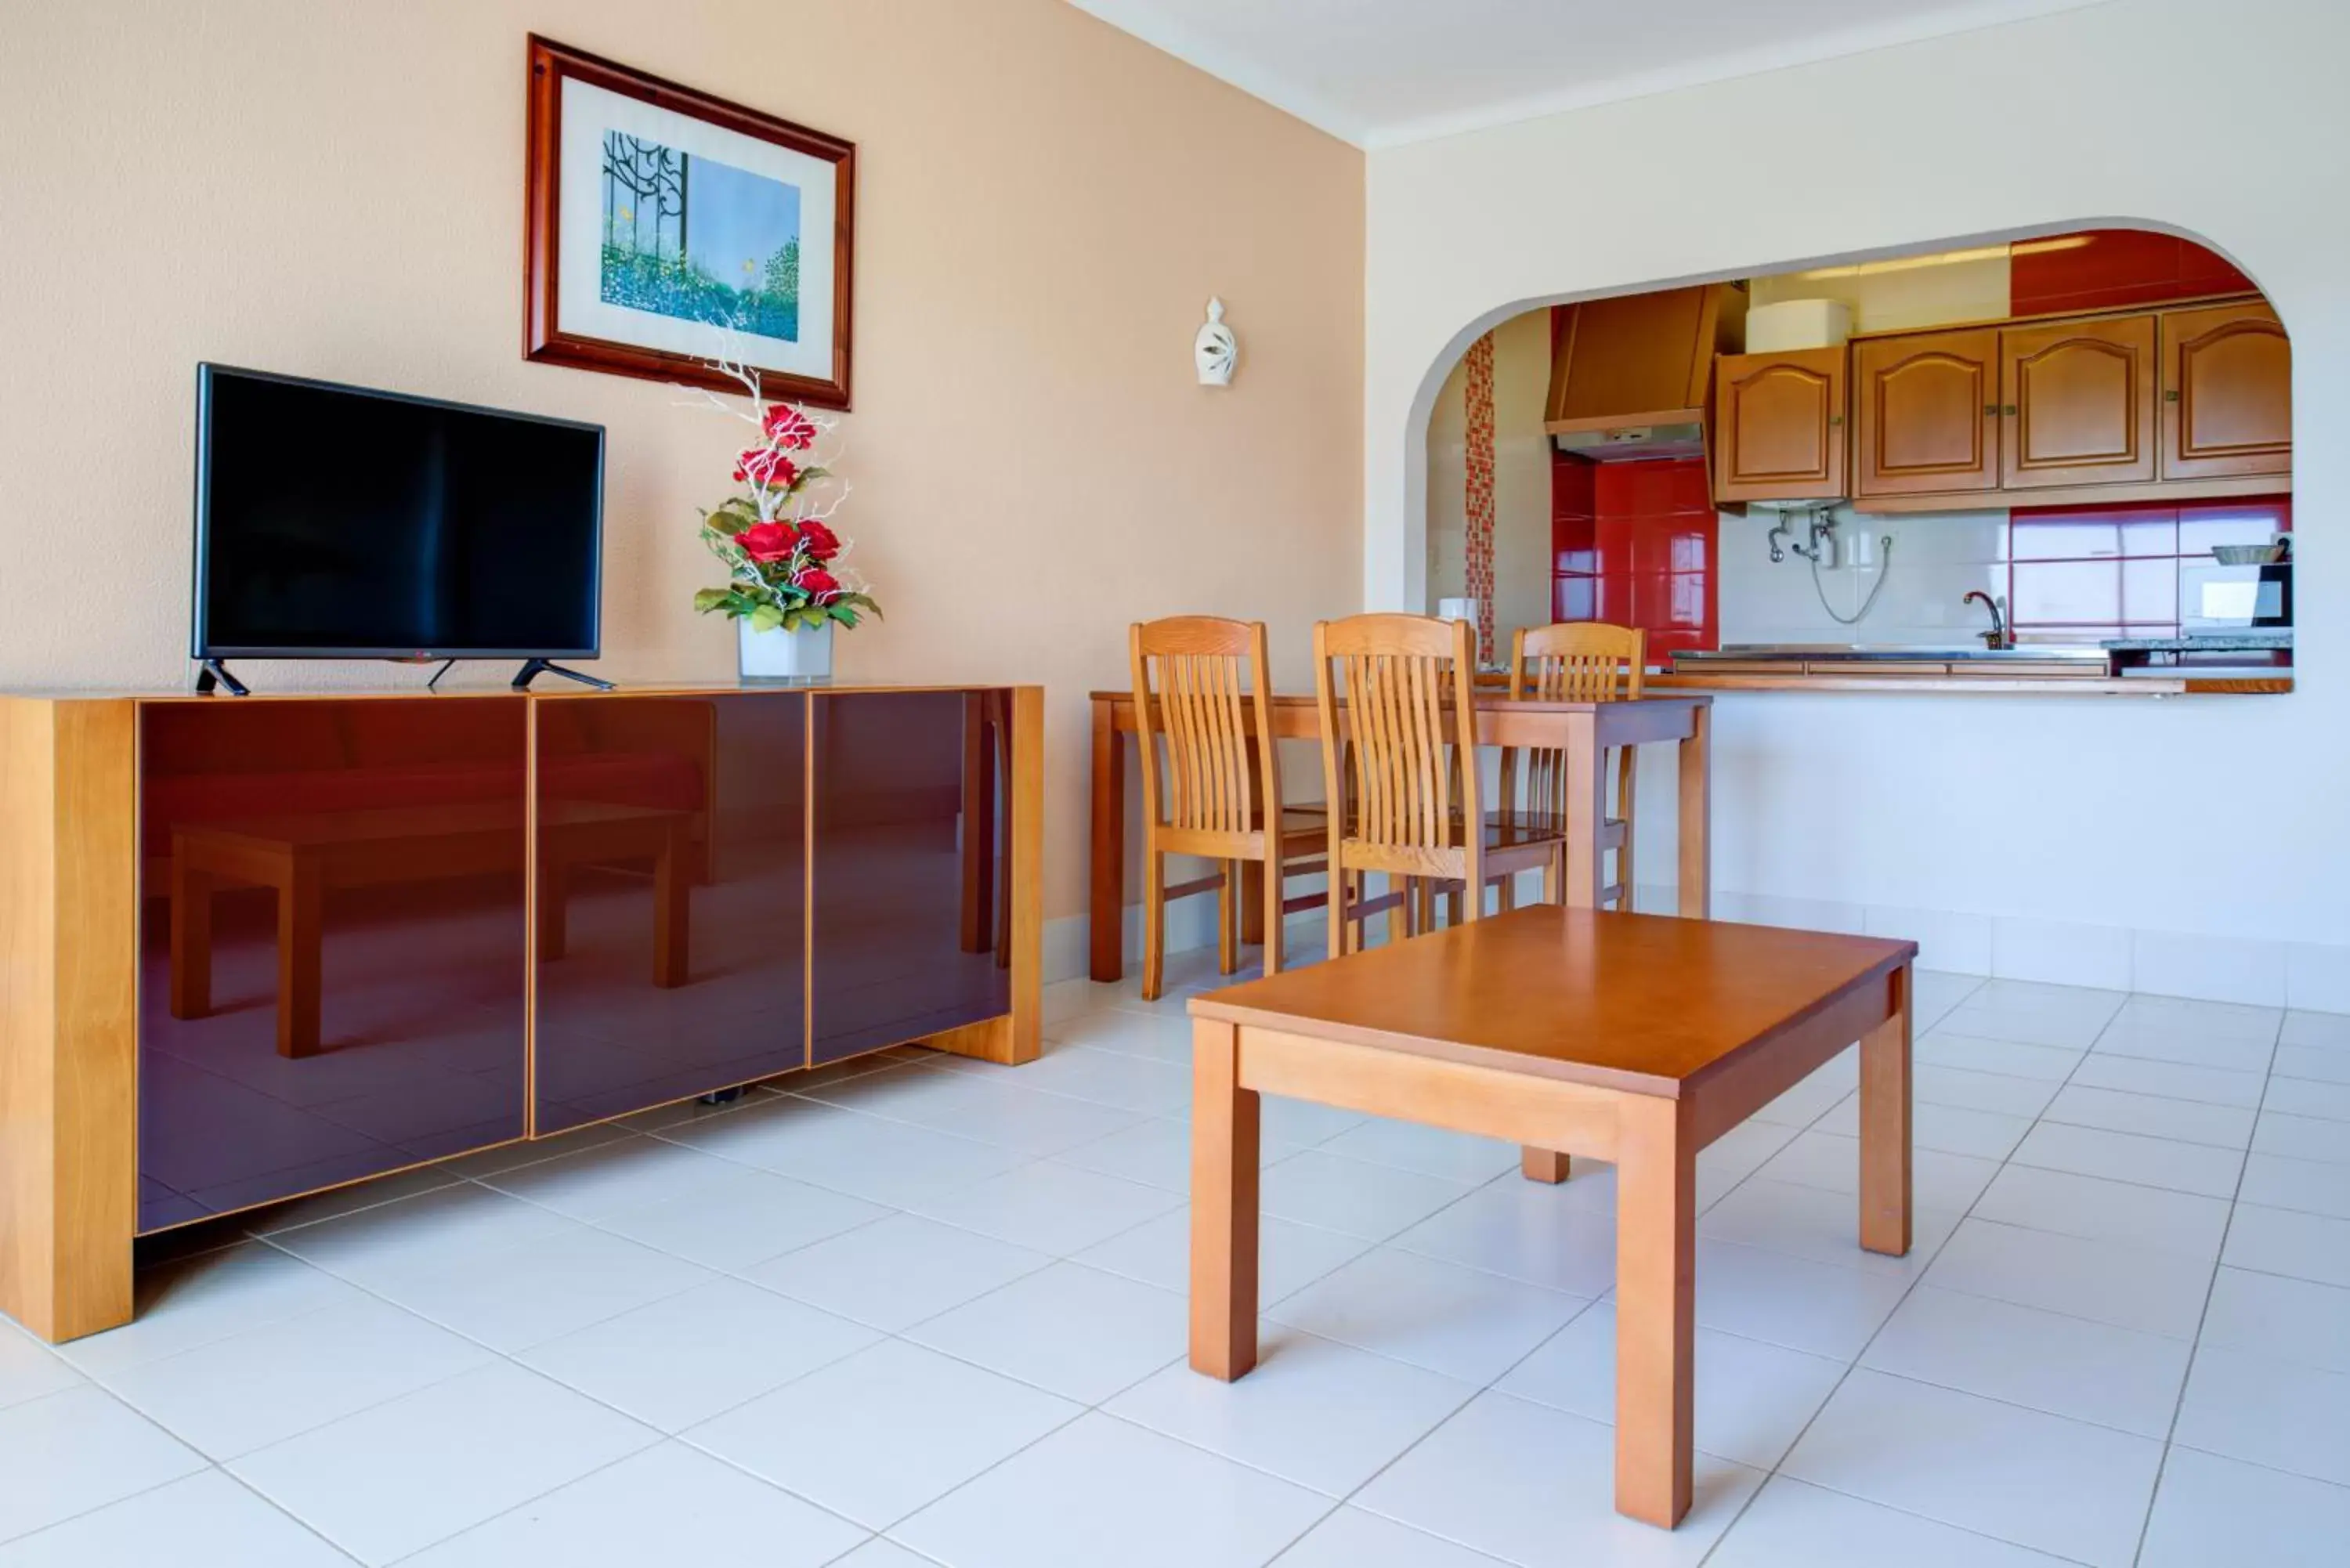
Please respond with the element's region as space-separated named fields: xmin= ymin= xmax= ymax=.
xmin=1859 ymin=963 xmax=1914 ymax=1257
xmin=1678 ymin=702 xmax=1711 ymax=919
xmin=1613 ymin=1093 xmax=1695 ymax=1529
xmin=1563 ymin=711 xmax=1607 ymax=909
xmin=1520 ymin=1148 xmax=1571 ymax=1183
xmin=1189 ymin=1017 xmax=1260 ymax=1380
xmin=1090 ymin=695 xmax=1126 ymax=981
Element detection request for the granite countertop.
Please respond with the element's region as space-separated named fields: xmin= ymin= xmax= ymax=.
xmin=2101 ymin=632 xmax=2294 ymax=652
xmin=1674 ymin=645 xmax=2110 ymax=664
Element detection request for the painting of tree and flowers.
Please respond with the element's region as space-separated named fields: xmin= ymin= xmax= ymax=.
xmin=525 ymin=37 xmax=855 ymax=409
xmin=600 ymin=133 xmax=801 ymax=343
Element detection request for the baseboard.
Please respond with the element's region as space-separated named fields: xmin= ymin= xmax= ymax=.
xmin=1053 ymin=882 xmax=2349 ymax=1013
xmin=1655 ymin=883 xmax=2343 ymax=1012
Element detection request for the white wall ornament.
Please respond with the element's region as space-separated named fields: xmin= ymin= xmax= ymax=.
xmin=1195 ymin=297 xmax=1237 ymax=386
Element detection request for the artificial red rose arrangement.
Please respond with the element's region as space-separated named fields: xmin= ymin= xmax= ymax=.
xmin=694 ymin=392 xmax=880 ymax=634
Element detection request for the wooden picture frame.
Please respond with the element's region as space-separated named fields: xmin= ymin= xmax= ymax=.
xmin=523 ymin=35 xmax=856 ymax=409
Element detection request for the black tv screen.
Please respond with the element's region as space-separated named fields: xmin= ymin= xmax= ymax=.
xmin=194 ymin=366 xmax=603 ymax=659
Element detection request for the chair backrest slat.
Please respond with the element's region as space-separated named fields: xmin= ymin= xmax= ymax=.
xmin=1314 ymin=613 xmax=1478 ymax=854
xmin=1130 ymin=616 xmax=1276 ymax=838
xmin=1506 ymin=621 xmax=1645 ymax=818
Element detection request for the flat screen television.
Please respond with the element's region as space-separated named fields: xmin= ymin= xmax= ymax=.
xmin=193 ymin=365 xmax=604 ymax=662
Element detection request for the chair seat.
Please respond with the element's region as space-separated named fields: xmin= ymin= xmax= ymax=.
xmin=1481 ymin=809 xmax=1624 ymax=851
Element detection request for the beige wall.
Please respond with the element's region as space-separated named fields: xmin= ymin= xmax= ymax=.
xmin=0 ymin=0 xmax=1365 ymax=930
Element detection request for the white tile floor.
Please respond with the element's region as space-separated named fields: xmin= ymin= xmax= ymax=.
xmin=4 ymin=956 xmax=2349 ymax=1564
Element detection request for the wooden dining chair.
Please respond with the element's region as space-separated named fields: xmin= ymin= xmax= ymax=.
xmin=1314 ymin=612 xmax=1579 ymax=1183
xmin=1504 ymin=621 xmax=1647 ymax=911
xmin=1130 ymin=616 xmax=1329 ymax=1000
xmin=1312 ymin=613 xmax=1571 ymax=949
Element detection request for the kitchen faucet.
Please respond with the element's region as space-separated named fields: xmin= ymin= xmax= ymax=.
xmin=1962 ymin=591 xmax=2012 ymax=650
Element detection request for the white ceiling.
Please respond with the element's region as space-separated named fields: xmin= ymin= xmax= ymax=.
xmin=1067 ymin=0 xmax=2112 ymax=146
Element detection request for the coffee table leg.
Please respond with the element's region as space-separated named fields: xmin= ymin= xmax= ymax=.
xmin=1521 ymin=1147 xmax=1571 ymax=1183
xmin=1860 ymin=963 xmax=1914 ymax=1257
xmin=277 ymin=853 xmax=322 ymax=1059
xmin=169 ymin=854 xmax=212 ymax=1020
xmin=1189 ymin=1017 xmax=1260 ymax=1381
xmin=1089 ymin=696 xmax=1126 ymax=982
xmin=653 ymin=829 xmax=689 ymax=988
xmin=1614 ymin=1095 xmax=1694 ymax=1528
xmin=537 ymin=858 xmax=567 ymax=962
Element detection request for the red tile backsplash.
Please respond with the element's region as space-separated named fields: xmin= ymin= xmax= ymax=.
xmin=2009 ymin=229 xmax=2254 ymax=318
xmin=1550 ymin=455 xmax=1718 ymax=655
xmin=1553 ymin=453 xmax=1596 ymax=518
xmin=1596 ymin=457 xmax=1714 ymax=518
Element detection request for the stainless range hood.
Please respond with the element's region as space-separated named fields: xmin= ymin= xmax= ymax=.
xmin=1550 ymin=421 xmax=1708 ymax=461
xmin=1543 ymin=283 xmax=1746 ymax=462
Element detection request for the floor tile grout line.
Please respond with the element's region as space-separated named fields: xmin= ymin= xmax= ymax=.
xmin=2127 ymin=1006 xmax=2284 ymax=1568
xmin=1780 ymin=1128 xmax=2251 ymax=1210
xmin=1695 ymin=981 xmax=2150 ymax=1567
xmin=1287 ymin=972 xmax=1979 ymax=1564
xmin=243 ymin=1212 xmax=930 ymax=1560
xmin=0 ymin=1458 xmax=342 ymax=1564
xmin=81 ymin=974 xmax=2336 ymax=1565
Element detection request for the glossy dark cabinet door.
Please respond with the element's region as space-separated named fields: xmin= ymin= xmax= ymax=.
xmin=137 ymin=698 xmax=530 ymax=1233
xmin=532 ymin=693 xmax=806 ymax=1134
xmin=812 ymin=690 xmax=1013 ymax=1065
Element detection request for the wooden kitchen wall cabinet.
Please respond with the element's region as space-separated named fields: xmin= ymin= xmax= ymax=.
xmin=1713 ymin=346 xmax=1846 ymax=503
xmin=1854 ymin=329 xmax=2000 ymax=498
xmin=1999 ymin=314 xmax=2159 ymax=489
xmin=2161 ymin=302 xmax=2291 ymax=480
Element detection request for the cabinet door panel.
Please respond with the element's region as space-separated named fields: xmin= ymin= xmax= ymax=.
xmin=2162 ymin=302 xmax=2290 ymax=479
xmin=1712 ymin=346 xmax=1847 ymax=502
xmin=138 ymin=697 xmax=529 ymax=1232
xmin=1854 ymin=329 xmax=1999 ymax=497
xmin=533 ymin=692 xmax=804 ymax=1135
xmin=2001 ymin=315 xmax=2158 ymax=488
xmin=812 ymin=691 xmax=1013 ymax=1066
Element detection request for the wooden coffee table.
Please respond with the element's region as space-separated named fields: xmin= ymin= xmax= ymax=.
xmin=1186 ymin=905 xmax=1915 ymax=1529
xmin=170 ymin=800 xmax=692 ymax=1058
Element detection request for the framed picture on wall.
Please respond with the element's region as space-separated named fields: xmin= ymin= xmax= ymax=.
xmin=523 ymin=35 xmax=856 ymax=408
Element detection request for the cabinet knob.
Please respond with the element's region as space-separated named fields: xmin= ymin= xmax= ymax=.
xmin=2165 ymin=389 xmax=2182 ymax=402
xmin=2002 ymin=404 xmax=2019 ymax=416
xmin=1983 ymin=403 xmax=1999 ymax=416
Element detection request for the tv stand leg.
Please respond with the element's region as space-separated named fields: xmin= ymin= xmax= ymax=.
xmin=194 ymin=659 xmax=250 ymax=696
xmin=512 ymin=659 xmax=615 ymax=692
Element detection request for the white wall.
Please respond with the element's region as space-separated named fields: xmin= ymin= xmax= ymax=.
xmin=1363 ymin=0 xmax=2350 ymax=1004
xmin=1424 ymin=311 xmax=1552 ymax=655
xmin=1719 ymin=508 xmax=2007 ymax=648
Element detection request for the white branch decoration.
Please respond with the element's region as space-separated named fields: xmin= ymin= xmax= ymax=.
xmin=680 ymin=320 xmax=877 ymax=634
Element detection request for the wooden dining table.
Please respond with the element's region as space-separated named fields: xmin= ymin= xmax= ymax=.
xmin=1088 ymin=689 xmax=1714 ymax=981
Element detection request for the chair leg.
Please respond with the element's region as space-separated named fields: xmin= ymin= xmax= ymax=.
xmin=1141 ymin=848 xmax=1167 ymax=1001
xmin=1616 ymin=746 xmax=1637 ymax=912
xmin=1542 ymin=844 xmax=1561 ymax=905
xmin=1262 ymin=854 xmax=1285 ymax=978
xmin=1444 ymin=883 xmax=1465 ymax=926
xmin=1217 ymin=860 xmax=1240 ymax=976
xmin=1327 ymin=865 xmax=1347 ymax=961
xmin=1498 ymin=869 xmax=1517 ymax=913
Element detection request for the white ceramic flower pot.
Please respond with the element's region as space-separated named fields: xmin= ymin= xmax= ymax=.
xmin=738 ymin=618 xmax=833 ymax=684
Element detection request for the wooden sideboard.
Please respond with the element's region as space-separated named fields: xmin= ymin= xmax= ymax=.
xmin=0 ymin=681 xmax=1040 ymax=1342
